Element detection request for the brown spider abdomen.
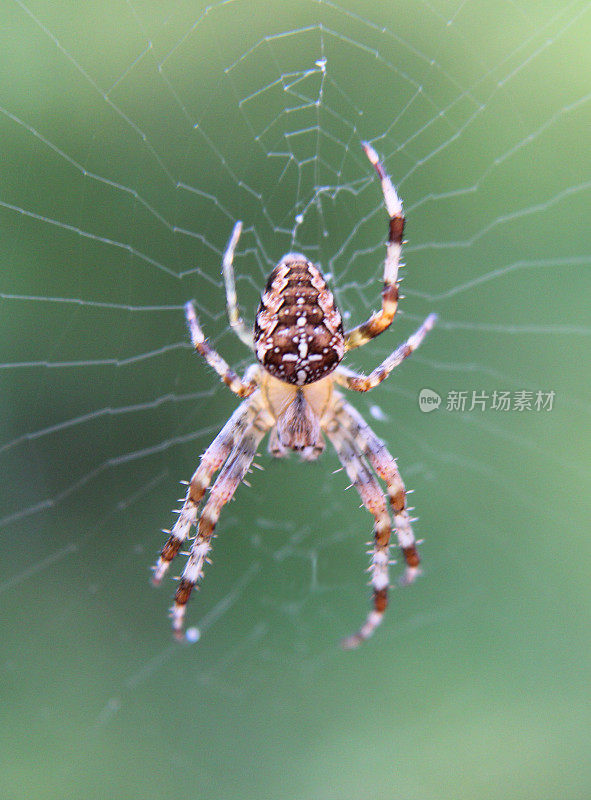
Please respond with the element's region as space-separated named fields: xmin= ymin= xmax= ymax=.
xmin=254 ymin=255 xmax=345 ymax=385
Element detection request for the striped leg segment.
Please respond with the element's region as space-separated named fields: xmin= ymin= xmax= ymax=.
xmin=334 ymin=396 xmax=421 ymax=584
xmin=344 ymin=142 xmax=405 ymax=351
xmin=336 ymin=313 xmax=437 ymax=392
xmin=222 ymin=221 xmax=254 ymax=349
xmin=326 ymin=419 xmax=393 ymax=649
xmin=185 ymin=301 xmax=259 ymax=398
xmin=151 ymin=398 xmax=258 ymax=585
xmin=172 ymin=415 xmax=270 ymax=639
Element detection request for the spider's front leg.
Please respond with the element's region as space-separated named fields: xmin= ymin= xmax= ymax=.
xmin=344 ymin=142 xmax=406 ymax=351
xmin=335 ymin=397 xmax=421 ymax=584
xmin=325 ymin=417 xmax=394 ymax=649
xmin=151 ymin=399 xmax=257 ymax=585
xmin=172 ymin=410 xmax=272 ymax=639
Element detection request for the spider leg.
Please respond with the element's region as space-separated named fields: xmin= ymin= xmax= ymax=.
xmin=185 ymin=301 xmax=260 ymax=397
xmin=325 ymin=416 xmax=393 ymax=650
xmin=222 ymin=221 xmax=254 ymax=349
xmin=334 ymin=395 xmax=421 ymax=584
xmin=152 ymin=396 xmax=260 ymax=585
xmin=344 ymin=142 xmax=405 ymax=351
xmin=172 ymin=410 xmax=271 ymax=639
xmin=336 ymin=313 xmax=437 ymax=392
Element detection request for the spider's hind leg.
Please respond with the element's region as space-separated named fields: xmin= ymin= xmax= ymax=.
xmin=344 ymin=142 xmax=405 ymax=351
xmin=222 ymin=221 xmax=254 ymax=350
xmin=336 ymin=313 xmax=437 ymax=392
xmin=185 ymin=301 xmax=259 ymax=398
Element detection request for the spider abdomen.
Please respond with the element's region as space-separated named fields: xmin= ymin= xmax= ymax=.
xmin=254 ymin=255 xmax=345 ymax=385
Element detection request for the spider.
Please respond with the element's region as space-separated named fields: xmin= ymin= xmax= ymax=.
xmin=152 ymin=142 xmax=436 ymax=649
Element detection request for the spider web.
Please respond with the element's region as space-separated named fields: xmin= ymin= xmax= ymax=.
xmin=1 ymin=1 xmax=590 ymax=791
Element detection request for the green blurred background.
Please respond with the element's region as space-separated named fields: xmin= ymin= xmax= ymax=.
xmin=1 ymin=1 xmax=590 ymax=798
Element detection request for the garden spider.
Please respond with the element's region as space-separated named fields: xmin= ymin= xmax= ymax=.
xmin=152 ymin=142 xmax=436 ymax=649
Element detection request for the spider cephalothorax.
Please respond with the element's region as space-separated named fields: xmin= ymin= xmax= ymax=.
xmin=152 ymin=142 xmax=437 ymax=649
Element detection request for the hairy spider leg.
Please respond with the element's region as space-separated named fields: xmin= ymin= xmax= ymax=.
xmin=334 ymin=396 xmax=421 ymax=583
xmin=325 ymin=418 xmax=394 ymax=649
xmin=222 ymin=221 xmax=254 ymax=349
xmin=152 ymin=397 xmax=260 ymax=585
xmin=171 ymin=410 xmax=271 ymax=639
xmin=336 ymin=313 xmax=437 ymax=392
xmin=344 ymin=142 xmax=405 ymax=351
xmin=185 ymin=301 xmax=259 ymax=397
